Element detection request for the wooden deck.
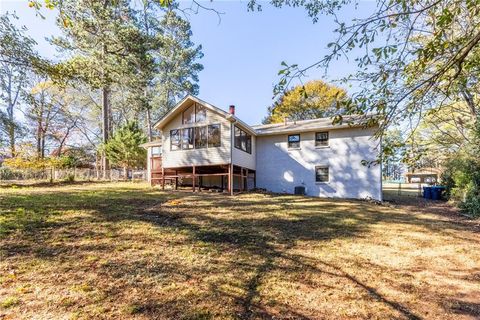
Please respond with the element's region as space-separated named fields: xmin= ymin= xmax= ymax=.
xmin=150 ymin=162 xmax=256 ymax=196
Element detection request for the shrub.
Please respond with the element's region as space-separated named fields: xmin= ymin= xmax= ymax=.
xmin=460 ymin=192 xmax=480 ymax=217
xmin=442 ymin=156 xmax=480 ymax=218
xmin=0 ymin=167 xmax=16 ymax=180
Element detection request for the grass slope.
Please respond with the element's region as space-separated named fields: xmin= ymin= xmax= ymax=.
xmin=0 ymin=182 xmax=479 ymax=319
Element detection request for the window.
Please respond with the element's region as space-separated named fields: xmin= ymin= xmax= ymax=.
xmin=315 ymin=132 xmax=329 ymax=147
xmin=208 ymin=124 xmax=221 ymax=147
xmin=183 ymin=103 xmax=207 ymax=124
xmin=234 ymin=125 xmax=252 ymax=154
xmin=182 ymin=128 xmax=194 ymax=150
xmin=196 ymin=104 xmax=207 ymax=122
xmin=170 ymin=129 xmax=181 ymax=151
xmin=288 ymin=134 xmax=300 ymax=149
xmin=194 ymin=126 xmax=207 ymax=149
xmin=151 ymin=146 xmax=161 ymax=156
xmin=182 ymin=104 xmax=195 ymax=124
xmin=170 ymin=123 xmax=221 ymax=151
xmin=315 ymin=166 xmax=329 ymax=183
xmin=234 ymin=126 xmax=240 ymax=148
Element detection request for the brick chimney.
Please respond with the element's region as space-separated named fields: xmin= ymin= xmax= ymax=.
xmin=229 ymin=105 xmax=235 ymax=115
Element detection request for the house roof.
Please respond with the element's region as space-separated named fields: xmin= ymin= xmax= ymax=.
xmin=140 ymin=140 xmax=162 ymax=149
xmin=153 ymin=95 xmax=257 ymax=135
xmin=252 ymin=115 xmax=375 ymax=136
xmin=405 ymin=168 xmax=442 ymax=176
xmin=153 ymin=95 xmax=376 ymax=136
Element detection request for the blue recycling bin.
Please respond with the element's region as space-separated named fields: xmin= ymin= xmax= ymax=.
xmin=431 ymin=186 xmax=445 ymax=200
xmin=423 ymin=187 xmax=432 ymax=199
xmin=431 ymin=187 xmax=440 ymax=200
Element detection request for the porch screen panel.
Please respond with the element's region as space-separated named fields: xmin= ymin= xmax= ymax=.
xmin=208 ymin=124 xmax=221 ymax=147
xmin=182 ymin=128 xmax=194 ymax=149
xmin=170 ymin=129 xmax=181 ymax=151
xmin=234 ymin=126 xmax=241 ymax=149
xmin=182 ymin=104 xmax=195 ymax=124
xmin=196 ymin=104 xmax=207 ymax=122
xmin=234 ymin=125 xmax=251 ymax=154
xmin=195 ymin=126 xmax=207 ymax=149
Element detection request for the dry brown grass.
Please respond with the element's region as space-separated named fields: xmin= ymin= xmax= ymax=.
xmin=0 ymin=182 xmax=479 ymax=319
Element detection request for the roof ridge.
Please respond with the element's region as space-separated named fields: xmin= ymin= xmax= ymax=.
xmin=251 ymin=114 xmax=364 ymax=128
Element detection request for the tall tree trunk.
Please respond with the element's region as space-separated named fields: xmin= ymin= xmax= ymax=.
xmin=102 ymin=85 xmax=110 ymax=178
xmin=146 ymin=105 xmax=153 ymax=142
xmin=40 ymin=134 xmax=45 ymax=159
xmin=461 ymin=88 xmax=477 ymax=117
xmin=7 ymin=72 xmax=15 ymax=157
xmin=95 ymin=152 xmax=100 ymax=179
xmin=8 ymin=121 xmax=15 ymax=157
xmin=6 ymin=107 xmax=15 ymax=157
xmin=142 ymin=4 xmax=153 ymax=142
xmin=36 ymin=113 xmax=44 ymax=158
xmin=101 ymin=17 xmax=110 ymax=178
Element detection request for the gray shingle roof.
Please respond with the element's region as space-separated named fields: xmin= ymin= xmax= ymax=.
xmin=252 ymin=115 xmax=373 ymax=135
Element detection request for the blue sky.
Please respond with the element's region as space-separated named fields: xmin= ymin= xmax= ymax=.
xmin=0 ymin=0 xmax=376 ymax=125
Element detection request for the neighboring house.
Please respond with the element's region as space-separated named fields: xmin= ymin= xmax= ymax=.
xmin=145 ymin=95 xmax=382 ymax=200
xmin=405 ymin=167 xmax=442 ymax=184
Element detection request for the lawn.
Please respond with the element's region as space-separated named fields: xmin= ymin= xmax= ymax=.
xmin=1 ymin=182 xmax=479 ymax=319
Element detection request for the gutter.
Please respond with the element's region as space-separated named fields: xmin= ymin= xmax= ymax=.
xmin=254 ymin=123 xmax=368 ymax=136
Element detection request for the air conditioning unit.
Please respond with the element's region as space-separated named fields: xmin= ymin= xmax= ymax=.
xmin=294 ymin=186 xmax=306 ymax=195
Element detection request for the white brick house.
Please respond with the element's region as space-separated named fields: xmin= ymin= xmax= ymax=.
xmin=145 ymin=95 xmax=382 ymax=201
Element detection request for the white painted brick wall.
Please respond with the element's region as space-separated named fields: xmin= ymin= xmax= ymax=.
xmin=255 ymin=127 xmax=382 ymax=200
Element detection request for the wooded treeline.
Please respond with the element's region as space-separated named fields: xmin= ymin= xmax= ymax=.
xmin=2 ymin=0 xmax=480 ymax=216
xmin=0 ymin=1 xmax=202 ymax=172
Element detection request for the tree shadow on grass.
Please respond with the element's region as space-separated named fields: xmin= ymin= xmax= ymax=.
xmin=446 ymin=299 xmax=480 ymax=318
xmin=2 ymin=188 xmax=478 ymax=319
xmin=0 ymin=187 xmax=175 ymax=237
xmin=123 ymin=194 xmax=435 ymax=319
xmin=0 ymin=180 xmax=110 ymax=189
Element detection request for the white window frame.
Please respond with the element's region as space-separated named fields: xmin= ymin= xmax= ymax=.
xmin=315 ymin=166 xmax=329 ymax=183
xmin=288 ymin=134 xmax=301 ymax=149
xmin=315 ymin=131 xmax=329 ymax=148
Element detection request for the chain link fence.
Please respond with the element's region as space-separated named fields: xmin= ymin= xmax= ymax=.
xmin=0 ymin=167 xmax=147 ymax=184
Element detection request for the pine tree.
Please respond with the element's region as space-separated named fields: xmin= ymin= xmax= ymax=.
xmin=131 ymin=5 xmax=204 ymax=140
xmin=103 ymin=121 xmax=147 ymax=178
xmin=152 ymin=10 xmax=203 ymax=119
xmin=51 ymin=0 xmax=144 ymax=175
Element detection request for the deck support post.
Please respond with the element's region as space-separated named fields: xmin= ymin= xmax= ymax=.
xmin=149 ymin=156 xmax=153 ymax=187
xmin=175 ymin=170 xmax=178 ymax=190
xmin=240 ymin=167 xmax=244 ymax=192
xmin=161 ymin=167 xmax=165 ymax=190
xmin=245 ymin=169 xmax=249 ymax=192
xmin=228 ymin=164 xmax=233 ymax=195
xmin=192 ymin=165 xmax=196 ymax=192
